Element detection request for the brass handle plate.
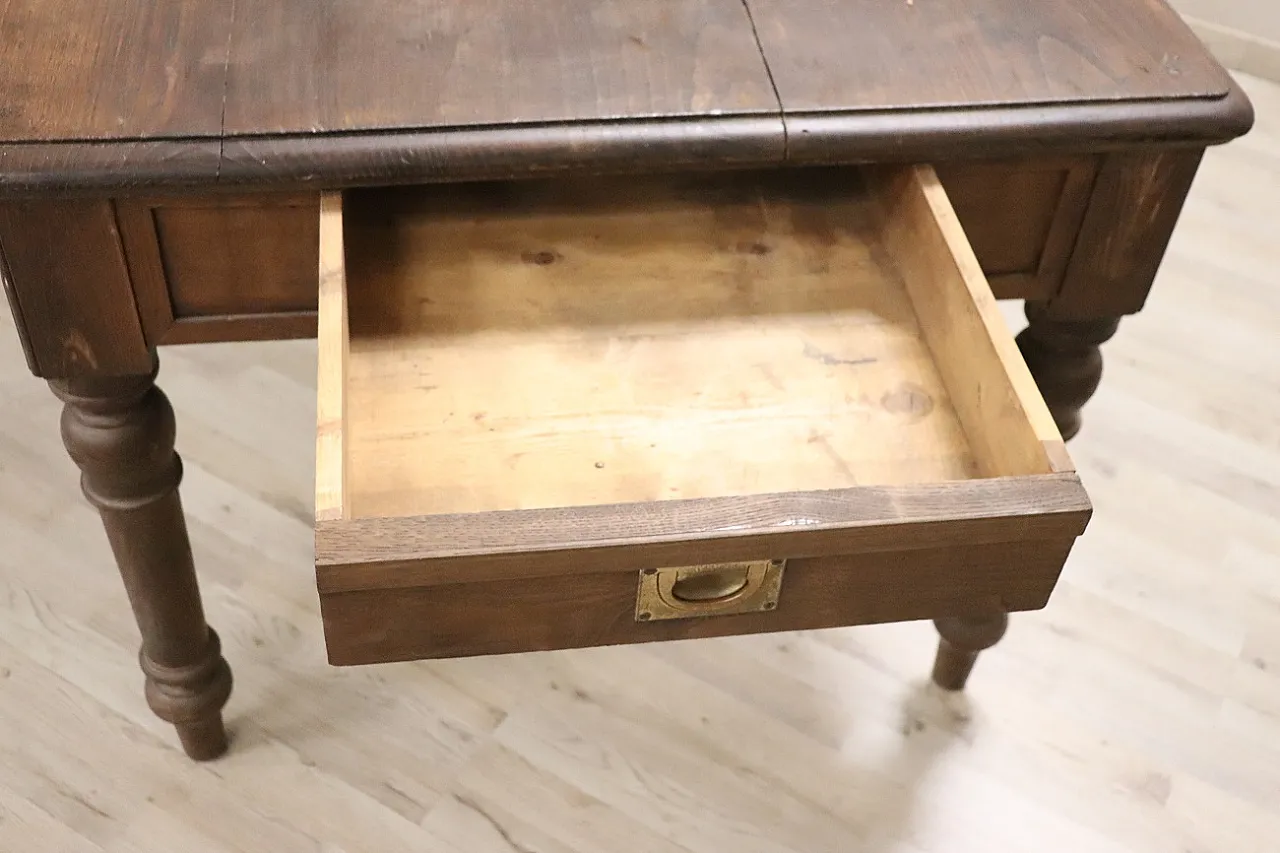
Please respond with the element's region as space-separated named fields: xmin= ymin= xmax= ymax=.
xmin=635 ymin=559 xmax=785 ymax=622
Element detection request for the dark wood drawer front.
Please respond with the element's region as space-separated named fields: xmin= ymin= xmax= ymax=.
xmin=118 ymin=194 xmax=320 ymax=345
xmin=321 ymin=538 xmax=1075 ymax=665
xmin=938 ymin=157 xmax=1097 ymax=300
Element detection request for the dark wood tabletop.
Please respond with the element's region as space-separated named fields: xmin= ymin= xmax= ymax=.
xmin=0 ymin=0 xmax=1250 ymax=194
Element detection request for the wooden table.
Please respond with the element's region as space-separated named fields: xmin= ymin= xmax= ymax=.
xmin=0 ymin=0 xmax=1252 ymax=762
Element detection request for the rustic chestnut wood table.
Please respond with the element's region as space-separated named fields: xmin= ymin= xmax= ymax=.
xmin=0 ymin=0 xmax=1252 ymax=762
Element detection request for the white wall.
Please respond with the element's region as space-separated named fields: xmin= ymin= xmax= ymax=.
xmin=1170 ymin=0 xmax=1280 ymax=81
xmin=1171 ymin=0 xmax=1280 ymax=43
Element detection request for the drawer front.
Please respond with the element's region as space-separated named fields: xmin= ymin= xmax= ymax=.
xmin=314 ymin=165 xmax=1091 ymax=666
xmin=117 ymin=194 xmax=320 ymax=344
xmin=321 ymin=538 xmax=1075 ymax=665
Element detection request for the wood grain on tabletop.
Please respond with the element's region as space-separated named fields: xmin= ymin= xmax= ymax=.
xmin=748 ymin=0 xmax=1232 ymax=112
xmin=0 ymin=0 xmax=230 ymax=142
xmin=222 ymin=0 xmax=778 ymax=135
xmin=0 ymin=0 xmax=1237 ymax=147
xmin=0 ymin=0 xmax=1251 ymax=199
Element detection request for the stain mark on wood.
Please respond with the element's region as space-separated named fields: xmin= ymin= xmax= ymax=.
xmin=802 ymin=342 xmax=875 ymax=368
xmin=881 ymin=383 xmax=935 ymax=419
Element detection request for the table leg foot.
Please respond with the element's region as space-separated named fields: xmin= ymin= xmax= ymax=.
xmin=141 ymin=629 xmax=233 ymax=760
xmin=51 ymin=356 xmax=232 ymax=761
xmin=931 ymin=612 xmax=1008 ymax=691
xmin=175 ymin=718 xmax=231 ymax=762
xmin=1016 ymin=304 xmax=1121 ymax=441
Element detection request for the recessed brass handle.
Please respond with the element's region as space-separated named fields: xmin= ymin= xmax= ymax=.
xmin=670 ymin=566 xmax=751 ymax=602
xmin=636 ymin=560 xmax=785 ymax=621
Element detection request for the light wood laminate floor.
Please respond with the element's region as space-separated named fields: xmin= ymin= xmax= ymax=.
xmin=1 ymin=73 xmax=1277 ymax=853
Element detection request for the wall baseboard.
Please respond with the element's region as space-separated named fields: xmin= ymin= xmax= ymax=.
xmin=1184 ymin=15 xmax=1280 ymax=82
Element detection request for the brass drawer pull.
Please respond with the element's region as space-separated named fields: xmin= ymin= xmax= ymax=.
xmin=671 ymin=566 xmax=751 ymax=602
xmin=636 ymin=560 xmax=785 ymax=621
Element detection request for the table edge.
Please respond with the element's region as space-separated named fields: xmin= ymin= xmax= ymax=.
xmin=0 ymin=88 xmax=1253 ymax=199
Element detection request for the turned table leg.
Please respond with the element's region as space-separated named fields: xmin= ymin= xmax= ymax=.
xmin=1015 ymin=303 xmax=1121 ymax=441
xmin=49 ymin=358 xmax=232 ymax=760
xmin=931 ymin=613 xmax=1009 ymax=691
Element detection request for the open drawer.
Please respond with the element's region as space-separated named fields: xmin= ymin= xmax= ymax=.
xmin=315 ymin=166 xmax=1090 ymax=666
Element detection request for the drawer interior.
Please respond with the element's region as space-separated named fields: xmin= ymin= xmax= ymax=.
xmin=318 ymin=167 xmax=1068 ymax=526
